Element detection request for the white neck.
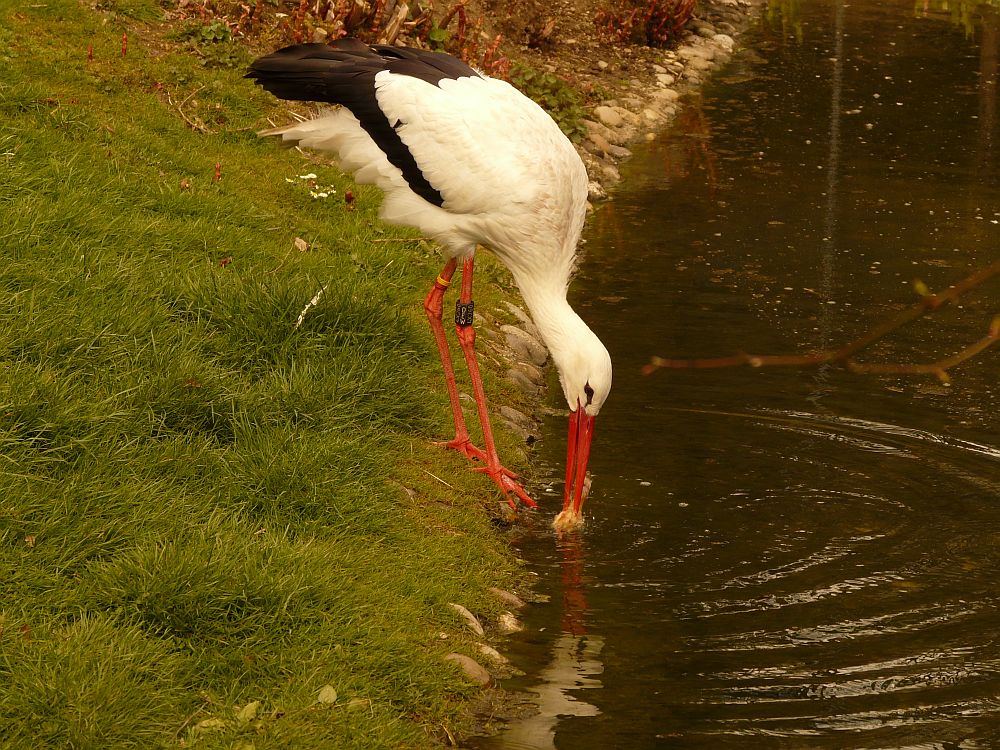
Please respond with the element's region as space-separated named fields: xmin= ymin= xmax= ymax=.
xmin=513 ymin=271 xmax=573 ymax=346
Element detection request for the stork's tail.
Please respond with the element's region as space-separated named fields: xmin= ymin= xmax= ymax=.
xmin=244 ymin=39 xmax=376 ymax=103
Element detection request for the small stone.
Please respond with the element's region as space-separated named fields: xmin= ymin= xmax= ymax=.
xmin=588 ymin=131 xmax=614 ymax=157
xmin=448 ymin=603 xmax=485 ymax=636
xmin=498 ymin=612 xmax=523 ymax=633
xmin=501 ymin=301 xmax=531 ymax=326
xmin=652 ymin=63 xmax=667 ymax=74
xmin=507 ymin=368 xmax=541 ymax=397
xmin=596 ymin=60 xmax=609 ymax=70
xmin=478 ymin=643 xmax=508 ymax=664
xmin=652 ymin=87 xmax=680 ymax=102
xmin=688 ymin=56 xmax=714 ymax=72
xmin=311 ymin=27 xmax=328 ymax=43
xmin=515 ymin=361 xmax=545 ymax=383
xmin=445 ymin=653 xmax=492 ymax=686
xmin=500 ymin=405 xmax=534 ymax=431
xmin=588 ymin=180 xmax=608 ymax=202
xmin=677 ymin=44 xmax=714 ymax=63
xmin=501 ymin=325 xmax=548 ymax=367
xmin=488 ymin=587 xmax=526 ymax=609
xmin=656 ymin=72 xmax=675 ymax=86
xmin=607 ymin=143 xmax=631 ymax=159
xmin=643 ymin=108 xmax=659 ymax=123
xmin=593 ymin=105 xmax=623 ymax=128
xmin=613 ymin=106 xmax=641 ymax=126
xmin=713 ymin=33 xmax=735 ymax=52
xmin=501 ymin=416 xmax=535 ymax=445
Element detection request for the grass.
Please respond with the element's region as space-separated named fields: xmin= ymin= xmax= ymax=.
xmin=0 ymin=2 xmax=534 ymax=747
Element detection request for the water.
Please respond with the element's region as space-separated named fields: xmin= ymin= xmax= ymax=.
xmin=477 ymin=1 xmax=1000 ymax=747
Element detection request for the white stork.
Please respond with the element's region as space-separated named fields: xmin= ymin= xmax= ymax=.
xmin=247 ymin=38 xmax=612 ymax=529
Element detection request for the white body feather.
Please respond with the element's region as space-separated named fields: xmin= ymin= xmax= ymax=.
xmin=264 ymin=68 xmax=610 ymax=415
xmin=268 ymin=73 xmax=587 ymax=285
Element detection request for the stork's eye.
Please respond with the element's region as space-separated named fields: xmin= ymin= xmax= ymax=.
xmin=584 ymin=382 xmax=595 ymax=405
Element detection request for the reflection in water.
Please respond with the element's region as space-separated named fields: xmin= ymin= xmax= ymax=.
xmin=480 ymin=1 xmax=1000 ymax=748
xmin=556 ymin=533 xmax=589 ymax=637
xmin=496 ymin=634 xmax=604 ymax=750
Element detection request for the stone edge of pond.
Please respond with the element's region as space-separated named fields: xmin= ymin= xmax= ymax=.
xmin=579 ymin=0 xmax=768 ymax=199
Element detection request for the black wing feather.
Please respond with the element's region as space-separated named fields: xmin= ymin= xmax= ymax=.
xmin=246 ymin=40 xmax=482 ymax=207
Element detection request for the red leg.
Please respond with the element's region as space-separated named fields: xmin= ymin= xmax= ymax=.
xmin=423 ymin=258 xmax=485 ymax=463
xmin=453 ymin=257 xmax=537 ymax=509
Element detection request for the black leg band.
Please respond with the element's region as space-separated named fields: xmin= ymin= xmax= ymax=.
xmin=455 ymin=300 xmax=475 ymax=327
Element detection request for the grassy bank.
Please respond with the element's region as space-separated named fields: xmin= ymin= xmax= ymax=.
xmin=0 ymin=3 xmax=532 ymax=747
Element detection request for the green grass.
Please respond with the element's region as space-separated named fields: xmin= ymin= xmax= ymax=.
xmin=0 ymin=3 xmax=533 ymax=747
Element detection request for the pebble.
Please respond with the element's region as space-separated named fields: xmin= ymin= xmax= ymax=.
xmin=488 ymin=587 xmax=527 ymax=609
xmin=593 ymin=105 xmax=623 ymax=128
xmin=587 ymin=132 xmax=614 ymax=157
xmin=507 ymin=367 xmax=541 ymax=396
xmin=652 ymin=63 xmax=667 ymax=74
xmin=500 ymin=406 xmax=537 ymax=443
xmin=448 ymin=603 xmax=484 ymax=636
xmin=500 ymin=405 xmax=534 ymax=430
xmin=501 ymin=301 xmax=531 ymax=326
xmin=713 ymin=33 xmax=736 ymax=52
xmin=656 ymin=72 xmax=676 ymax=86
xmin=498 ymin=611 xmax=523 ymax=633
xmin=588 ymin=180 xmax=608 ymax=201
xmin=652 ymin=87 xmax=680 ymax=102
xmin=597 ymin=60 xmax=609 ymax=70
xmin=501 ymin=325 xmax=548 ymax=366
xmin=444 ymin=653 xmax=492 ymax=686
xmin=478 ymin=643 xmax=509 ymax=664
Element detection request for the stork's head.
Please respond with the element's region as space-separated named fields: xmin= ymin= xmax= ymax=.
xmin=550 ymin=327 xmax=612 ymax=531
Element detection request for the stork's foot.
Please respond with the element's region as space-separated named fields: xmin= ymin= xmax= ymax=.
xmin=474 ymin=466 xmax=538 ymax=509
xmin=435 ymin=436 xmax=488 ymax=464
xmin=435 ymin=438 xmax=519 ymax=479
xmin=435 ymin=438 xmax=536 ymax=508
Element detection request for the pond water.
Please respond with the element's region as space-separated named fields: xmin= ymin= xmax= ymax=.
xmin=477 ymin=0 xmax=1000 ymax=747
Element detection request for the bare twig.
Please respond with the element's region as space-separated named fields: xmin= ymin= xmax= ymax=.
xmin=166 ymin=84 xmax=210 ymax=133
xmin=421 ymin=469 xmax=455 ymax=489
xmin=644 ymin=260 xmax=1000 ymax=380
xmin=295 ymin=284 xmax=327 ymax=329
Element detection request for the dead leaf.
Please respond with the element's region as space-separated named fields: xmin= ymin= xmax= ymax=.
xmin=193 ymin=718 xmax=228 ymax=733
xmin=293 ymin=237 xmax=309 ymax=252
xmin=235 ymin=700 xmax=260 ymax=722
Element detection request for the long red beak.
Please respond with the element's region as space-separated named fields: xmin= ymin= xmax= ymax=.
xmin=563 ymin=401 xmax=596 ymax=517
